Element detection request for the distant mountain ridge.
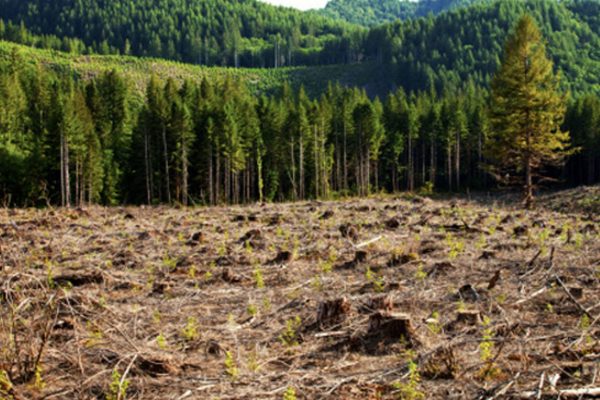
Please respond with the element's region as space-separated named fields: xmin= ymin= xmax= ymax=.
xmin=320 ymin=0 xmax=485 ymax=26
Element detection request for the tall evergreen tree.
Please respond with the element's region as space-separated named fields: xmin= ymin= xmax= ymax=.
xmin=488 ymin=15 xmax=572 ymax=208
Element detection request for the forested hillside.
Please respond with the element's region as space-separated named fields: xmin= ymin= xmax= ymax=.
xmin=1 ymin=0 xmax=599 ymax=95
xmin=362 ymin=0 xmax=600 ymax=94
xmin=321 ymin=0 xmax=482 ymax=26
xmin=0 ymin=0 xmax=364 ymax=67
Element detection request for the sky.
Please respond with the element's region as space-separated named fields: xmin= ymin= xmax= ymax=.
xmin=260 ymin=0 xmax=329 ymax=10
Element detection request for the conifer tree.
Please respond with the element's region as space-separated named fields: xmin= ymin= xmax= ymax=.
xmin=488 ymin=15 xmax=572 ymax=208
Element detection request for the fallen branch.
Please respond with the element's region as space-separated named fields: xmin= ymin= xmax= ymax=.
xmin=554 ymin=275 xmax=593 ymax=319
xmin=355 ymin=235 xmax=383 ymax=249
xmin=518 ymin=386 xmax=600 ymax=398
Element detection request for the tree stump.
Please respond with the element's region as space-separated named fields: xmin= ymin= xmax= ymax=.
xmin=317 ymin=297 xmax=351 ymax=328
xmin=270 ymin=250 xmax=293 ymax=265
xmin=458 ymin=284 xmax=479 ymax=302
xmin=364 ymin=295 xmax=394 ymax=312
xmin=456 ymin=310 xmax=482 ymax=326
xmin=385 ymin=218 xmax=401 ymax=229
xmin=368 ymin=311 xmax=418 ymax=346
xmin=354 ymin=250 xmax=368 ymax=264
xmin=567 ymin=286 xmax=583 ymax=299
xmin=339 ymin=223 xmax=359 ymax=241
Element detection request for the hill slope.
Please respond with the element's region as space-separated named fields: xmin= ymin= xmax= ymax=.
xmin=0 ymin=40 xmax=394 ymax=99
xmin=0 ymin=0 xmax=363 ymax=68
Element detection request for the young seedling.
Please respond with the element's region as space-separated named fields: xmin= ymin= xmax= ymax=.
xmin=262 ymin=296 xmax=272 ymax=312
xmin=283 ymin=387 xmax=297 ymax=400
xmin=279 ymin=316 xmax=302 ymax=348
xmin=106 ymin=368 xmax=129 ymax=400
xmin=311 ymin=275 xmax=324 ymax=292
xmin=247 ymin=302 xmax=258 ymax=317
xmin=181 ymin=317 xmax=199 ymax=341
xmin=478 ymin=316 xmax=502 ymax=380
xmin=392 ymin=350 xmax=425 ymax=400
xmin=224 ymin=351 xmax=239 ymax=381
xmin=32 ymin=365 xmax=45 ymax=391
xmin=247 ymin=349 xmax=261 ymax=373
xmin=415 ymin=263 xmax=427 ymax=282
xmin=156 ymin=333 xmax=167 ymax=350
xmin=365 ymin=266 xmax=385 ymax=292
xmin=253 ymin=268 xmax=265 ymax=289
xmin=162 ymin=253 xmax=178 ymax=270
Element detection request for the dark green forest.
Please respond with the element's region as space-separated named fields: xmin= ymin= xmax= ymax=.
xmin=0 ymin=0 xmax=598 ymax=207
xmin=0 ymin=0 xmax=364 ymax=67
xmin=321 ymin=0 xmax=483 ymax=26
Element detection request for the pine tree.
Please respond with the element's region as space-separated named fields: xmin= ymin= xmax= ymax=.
xmin=488 ymin=15 xmax=573 ymax=208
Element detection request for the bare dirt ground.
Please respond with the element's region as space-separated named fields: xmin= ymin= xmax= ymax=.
xmin=1 ymin=192 xmax=600 ymax=400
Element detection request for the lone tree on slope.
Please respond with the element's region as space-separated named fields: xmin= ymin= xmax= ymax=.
xmin=488 ymin=14 xmax=574 ymax=208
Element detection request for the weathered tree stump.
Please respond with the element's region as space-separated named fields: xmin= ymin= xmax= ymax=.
xmin=339 ymin=223 xmax=359 ymax=241
xmin=368 ymin=311 xmax=418 ymax=346
xmin=364 ymin=295 xmax=394 ymax=312
xmin=270 ymin=250 xmax=293 ymax=265
xmin=189 ymin=231 xmax=204 ymax=243
xmin=385 ymin=218 xmax=400 ymax=229
xmin=54 ymin=272 xmax=104 ymax=287
xmin=422 ymin=347 xmax=458 ymax=380
xmin=136 ymin=354 xmax=178 ymax=376
xmin=320 ymin=210 xmax=335 ymax=220
xmin=567 ymin=286 xmax=583 ymax=299
xmin=317 ymin=297 xmax=351 ymax=328
xmin=221 ymin=268 xmax=241 ymax=283
xmin=239 ymin=229 xmax=264 ymax=248
xmin=458 ymin=284 xmax=479 ymax=302
xmin=354 ymin=250 xmax=368 ymax=264
xmin=456 ymin=310 xmax=482 ymax=326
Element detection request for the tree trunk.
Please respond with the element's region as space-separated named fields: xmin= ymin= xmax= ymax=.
xmin=181 ymin=138 xmax=188 ymax=206
xmin=208 ymin=144 xmax=213 ymax=204
xmin=343 ymin=119 xmax=348 ymax=191
xmin=407 ymin=132 xmax=414 ymax=192
xmin=525 ymin=129 xmax=533 ymax=209
xmin=60 ymin=130 xmax=71 ymax=208
xmin=455 ymin=132 xmax=461 ymax=191
xmin=299 ymin=132 xmax=304 ymax=200
xmin=144 ymin=126 xmax=152 ymax=205
xmin=162 ymin=124 xmax=171 ymax=204
xmin=447 ymin=144 xmax=452 ymax=192
xmin=290 ymin=140 xmax=296 ymax=201
xmin=314 ymin=126 xmax=319 ymax=198
xmin=430 ymin=136 xmax=436 ymax=185
xmin=215 ymin=147 xmax=220 ymax=204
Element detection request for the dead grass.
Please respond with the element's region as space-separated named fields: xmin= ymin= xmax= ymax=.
xmin=1 ymin=192 xmax=599 ymax=399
